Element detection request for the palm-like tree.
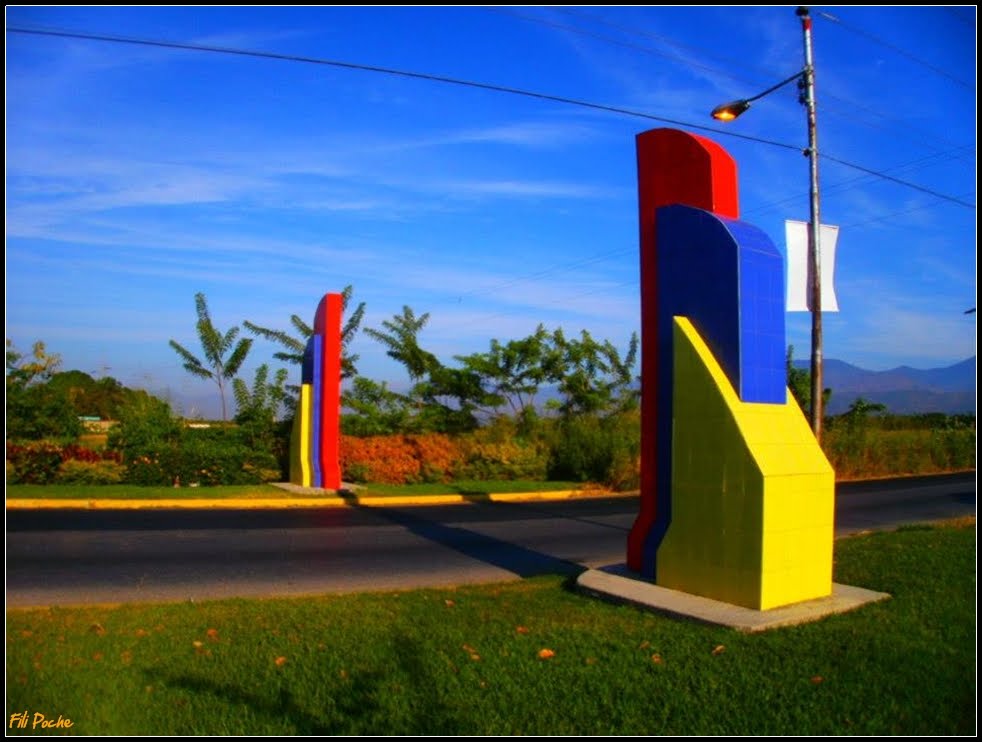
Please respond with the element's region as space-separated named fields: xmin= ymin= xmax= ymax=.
xmin=244 ymin=285 xmax=366 ymax=380
xmin=169 ymin=292 xmax=253 ymax=421
xmin=364 ymin=305 xmax=439 ymax=382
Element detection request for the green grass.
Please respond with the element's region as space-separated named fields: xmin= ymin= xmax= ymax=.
xmin=4 ymin=484 xmax=289 ymax=500
xmin=6 ymin=520 xmax=975 ymax=735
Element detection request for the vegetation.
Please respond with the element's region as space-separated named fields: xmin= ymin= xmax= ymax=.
xmin=6 ymin=314 xmax=974 ymax=491
xmin=6 ymin=340 xmax=83 ymax=441
xmin=244 ymin=283 xmax=366 ymax=383
xmin=169 ymin=292 xmax=253 ymax=421
xmin=5 ymin=521 xmax=975 ymax=735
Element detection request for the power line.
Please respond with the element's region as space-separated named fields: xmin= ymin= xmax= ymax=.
xmin=745 ymin=144 xmax=976 ymax=217
xmin=838 ymin=190 xmax=977 ymax=229
xmin=7 ymin=25 xmax=974 ymax=209
xmin=533 ymin=6 xmax=974 ymax=155
xmin=818 ymin=153 xmax=975 ymax=208
xmin=817 ymin=10 xmax=973 ymax=88
xmin=5 ymin=25 xmax=799 ymax=152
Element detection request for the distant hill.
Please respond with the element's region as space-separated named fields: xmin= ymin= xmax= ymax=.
xmin=795 ymin=357 xmax=976 ymax=415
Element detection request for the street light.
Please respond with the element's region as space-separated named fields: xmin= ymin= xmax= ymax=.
xmin=711 ymin=6 xmax=824 ymax=441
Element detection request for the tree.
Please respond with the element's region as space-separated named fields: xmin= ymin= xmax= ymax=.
xmin=843 ymin=397 xmax=887 ymax=426
xmin=546 ymin=329 xmax=639 ymax=417
xmin=786 ymin=345 xmax=831 ymax=418
xmin=363 ymin=305 xmax=439 ymax=382
xmin=232 ymin=364 xmax=290 ymax=427
xmin=47 ymin=370 xmax=131 ymax=419
xmin=341 ymin=377 xmax=412 ymax=436
xmin=5 ymin=339 xmax=83 ymax=440
xmin=244 ymin=285 xmax=366 ymax=380
xmin=169 ymin=293 xmax=253 ymax=421
xmin=6 ymin=339 xmax=61 ymax=389
xmin=454 ymin=325 xmax=552 ymax=424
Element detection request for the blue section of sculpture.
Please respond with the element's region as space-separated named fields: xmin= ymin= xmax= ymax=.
xmin=310 ymin=336 xmax=323 ymax=488
xmin=641 ymin=203 xmax=787 ymax=578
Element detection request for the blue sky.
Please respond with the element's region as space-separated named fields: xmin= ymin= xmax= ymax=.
xmin=5 ymin=6 xmax=976 ymax=418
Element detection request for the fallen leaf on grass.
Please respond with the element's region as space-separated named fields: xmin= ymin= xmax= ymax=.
xmin=516 ymin=626 xmax=530 ymax=635
xmin=444 ymin=599 xmax=456 ymax=607
xmin=462 ymin=643 xmax=478 ymax=654
xmin=639 ymin=640 xmax=650 ymax=649
xmin=275 ymin=656 xmax=288 ymax=666
xmin=90 ymin=623 xmax=106 ymax=636
xmin=92 ymin=652 xmax=103 ymax=661
xmin=651 ymin=654 xmax=663 ymax=664
xmin=134 ymin=629 xmax=148 ymax=638
xmin=712 ymin=645 xmax=726 ymax=656
xmin=810 ymin=676 xmax=824 ymax=684
xmin=206 ymin=628 xmax=220 ymax=642
xmin=538 ymin=648 xmax=556 ymax=659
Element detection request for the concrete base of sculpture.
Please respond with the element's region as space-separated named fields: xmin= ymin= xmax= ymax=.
xmin=577 ymin=565 xmax=890 ymax=633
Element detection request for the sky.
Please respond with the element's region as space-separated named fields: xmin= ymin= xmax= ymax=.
xmin=5 ymin=5 xmax=977 ymax=419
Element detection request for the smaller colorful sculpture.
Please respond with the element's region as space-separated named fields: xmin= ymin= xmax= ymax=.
xmin=290 ymin=293 xmax=342 ymax=489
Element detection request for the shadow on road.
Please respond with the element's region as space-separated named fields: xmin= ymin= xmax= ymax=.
xmin=360 ymin=503 xmax=583 ymax=580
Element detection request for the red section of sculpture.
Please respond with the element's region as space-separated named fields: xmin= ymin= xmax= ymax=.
xmin=314 ymin=293 xmax=343 ymax=490
xmin=627 ymin=128 xmax=740 ymax=572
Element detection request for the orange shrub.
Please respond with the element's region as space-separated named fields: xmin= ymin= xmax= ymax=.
xmin=410 ymin=434 xmax=461 ymax=483
xmin=340 ymin=434 xmax=463 ymax=485
xmin=340 ymin=436 xmax=419 ymax=484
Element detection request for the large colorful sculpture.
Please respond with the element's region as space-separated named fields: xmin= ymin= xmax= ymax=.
xmin=290 ymin=292 xmax=342 ymax=490
xmin=627 ymin=128 xmax=835 ymax=610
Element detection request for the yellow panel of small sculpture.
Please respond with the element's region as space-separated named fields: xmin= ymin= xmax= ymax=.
xmin=289 ymin=384 xmax=313 ymax=487
xmin=656 ymin=317 xmax=834 ymax=610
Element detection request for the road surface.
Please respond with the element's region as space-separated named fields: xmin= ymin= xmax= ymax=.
xmin=5 ymin=473 xmax=975 ymax=607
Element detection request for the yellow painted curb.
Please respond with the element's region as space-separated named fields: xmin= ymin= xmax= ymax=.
xmin=5 ymin=489 xmax=635 ymax=510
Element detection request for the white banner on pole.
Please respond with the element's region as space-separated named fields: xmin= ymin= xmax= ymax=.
xmin=785 ymin=220 xmax=839 ymax=312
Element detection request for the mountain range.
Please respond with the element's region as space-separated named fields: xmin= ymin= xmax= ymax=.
xmin=794 ymin=357 xmax=976 ymax=416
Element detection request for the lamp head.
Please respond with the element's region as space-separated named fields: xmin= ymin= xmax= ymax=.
xmin=711 ymin=99 xmax=751 ymax=121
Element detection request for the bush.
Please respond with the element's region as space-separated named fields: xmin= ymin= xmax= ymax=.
xmin=546 ymin=411 xmax=640 ymax=490
xmin=172 ymin=427 xmax=281 ymax=486
xmin=55 ymin=459 xmax=126 ymax=485
xmin=5 ymin=441 xmax=123 ymax=484
xmin=411 ymin=434 xmax=460 ymax=483
xmin=5 ymin=441 xmax=64 ymax=484
xmin=456 ymin=438 xmax=549 ymax=481
xmin=340 ymin=434 xmax=463 ymax=485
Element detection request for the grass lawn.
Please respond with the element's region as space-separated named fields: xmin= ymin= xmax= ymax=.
xmin=4 ymin=484 xmax=290 ymax=500
xmin=5 ymin=520 xmax=975 ymax=735
xmin=5 ymin=480 xmax=589 ymax=501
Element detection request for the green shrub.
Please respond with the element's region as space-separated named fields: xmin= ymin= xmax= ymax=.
xmin=55 ymin=459 xmax=126 ymax=485
xmin=456 ymin=438 xmax=549 ymax=481
xmin=546 ymin=411 xmax=640 ymax=489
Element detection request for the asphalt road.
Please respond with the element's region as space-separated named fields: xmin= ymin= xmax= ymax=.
xmin=5 ymin=473 xmax=975 ymax=608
